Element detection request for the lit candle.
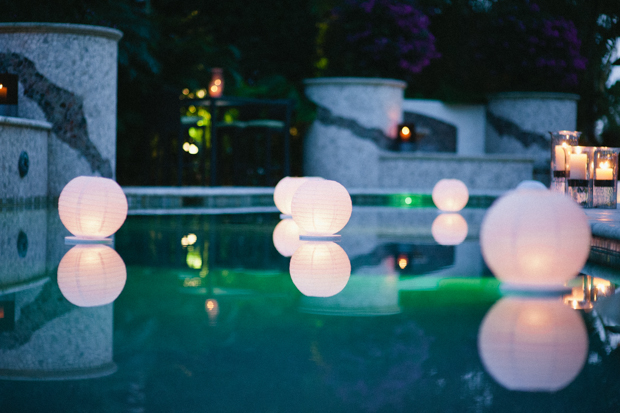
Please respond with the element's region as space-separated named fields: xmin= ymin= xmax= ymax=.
xmin=569 ymin=153 xmax=587 ymax=180
xmin=596 ymin=162 xmax=613 ymax=180
xmin=0 ymin=84 xmax=6 ymax=100
xmin=554 ymin=145 xmax=566 ymax=170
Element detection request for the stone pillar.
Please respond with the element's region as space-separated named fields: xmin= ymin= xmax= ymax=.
xmin=303 ymin=77 xmax=406 ymax=188
xmin=486 ymin=92 xmax=580 ymax=185
xmin=0 ymin=23 xmax=123 ymax=197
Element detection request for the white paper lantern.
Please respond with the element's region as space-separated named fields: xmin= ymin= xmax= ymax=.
xmin=431 ymin=213 xmax=468 ymax=246
xmin=272 ymin=219 xmax=304 ymax=257
xmin=289 ymin=241 xmax=351 ymax=297
xmin=274 ymin=176 xmax=322 ymax=216
xmin=516 ymin=180 xmax=548 ymax=191
xmin=480 ymin=190 xmax=591 ymax=288
xmin=58 ymin=176 xmax=128 ymax=240
xmin=478 ymin=297 xmax=587 ymax=392
xmin=291 ymin=179 xmax=352 ymax=238
xmin=57 ymin=244 xmax=127 ymax=307
xmin=432 ymin=179 xmax=469 ymax=212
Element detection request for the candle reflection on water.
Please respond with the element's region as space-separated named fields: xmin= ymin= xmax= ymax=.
xmin=478 ymin=297 xmax=588 ymax=392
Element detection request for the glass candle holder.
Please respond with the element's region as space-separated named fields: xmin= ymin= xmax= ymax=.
xmin=593 ymin=148 xmax=618 ymax=209
xmin=549 ymin=131 xmax=580 ymax=194
xmin=567 ymin=146 xmax=592 ymax=207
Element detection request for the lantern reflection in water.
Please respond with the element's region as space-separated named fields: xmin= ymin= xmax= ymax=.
xmin=272 ymin=219 xmax=303 ymax=257
xmin=57 ymin=244 xmax=127 ymax=307
xmin=289 ymin=241 xmax=351 ymax=297
xmin=478 ymin=297 xmax=588 ymax=392
xmin=431 ymin=213 xmax=468 ymax=246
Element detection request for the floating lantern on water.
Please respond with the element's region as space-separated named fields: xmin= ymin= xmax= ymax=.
xmin=431 ymin=213 xmax=468 ymax=246
xmin=273 ymin=176 xmax=322 ymax=217
xmin=289 ymin=241 xmax=351 ymax=297
xmin=272 ymin=218 xmax=303 ymax=257
xmin=291 ymin=179 xmax=352 ymax=240
xmin=515 ymin=180 xmax=547 ymax=191
xmin=480 ymin=189 xmax=590 ymax=289
xmin=432 ymin=179 xmax=469 ymax=212
xmin=478 ymin=297 xmax=588 ymax=392
xmin=57 ymin=244 xmax=127 ymax=307
xmin=58 ymin=176 xmax=128 ymax=243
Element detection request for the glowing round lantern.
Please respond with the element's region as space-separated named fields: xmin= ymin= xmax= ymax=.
xmin=272 ymin=219 xmax=303 ymax=257
xmin=274 ymin=176 xmax=322 ymax=216
xmin=289 ymin=241 xmax=351 ymax=297
xmin=480 ymin=190 xmax=590 ymax=288
xmin=291 ymin=179 xmax=352 ymax=238
xmin=58 ymin=176 xmax=128 ymax=240
xmin=478 ymin=297 xmax=587 ymax=392
xmin=516 ymin=180 xmax=547 ymax=191
xmin=431 ymin=213 xmax=468 ymax=246
xmin=432 ymin=179 xmax=469 ymax=212
xmin=57 ymin=244 xmax=127 ymax=307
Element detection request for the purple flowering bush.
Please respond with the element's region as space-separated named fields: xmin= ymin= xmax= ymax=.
xmin=472 ymin=2 xmax=587 ymax=92
xmin=318 ymin=0 xmax=440 ymax=80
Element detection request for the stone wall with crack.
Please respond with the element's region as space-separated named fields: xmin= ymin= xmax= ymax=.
xmin=0 ymin=23 xmax=122 ymax=197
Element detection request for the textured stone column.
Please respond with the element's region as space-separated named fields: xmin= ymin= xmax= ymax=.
xmin=304 ymin=77 xmax=406 ymax=188
xmin=486 ymin=92 xmax=580 ymax=184
xmin=0 ymin=23 xmax=123 ymax=197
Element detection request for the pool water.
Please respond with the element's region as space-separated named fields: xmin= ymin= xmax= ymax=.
xmin=0 ymin=209 xmax=619 ymax=412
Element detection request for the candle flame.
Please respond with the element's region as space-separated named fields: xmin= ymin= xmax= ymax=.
xmin=0 ymin=84 xmax=3 ymax=89
xmin=575 ymin=147 xmax=582 ymax=154
xmin=600 ymin=161 xmax=610 ymax=169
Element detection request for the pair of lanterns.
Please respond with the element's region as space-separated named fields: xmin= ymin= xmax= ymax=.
xmin=274 ymin=177 xmax=352 ymax=240
xmin=274 ymin=177 xmax=353 ymax=297
xmin=57 ymin=176 xmax=129 ymax=307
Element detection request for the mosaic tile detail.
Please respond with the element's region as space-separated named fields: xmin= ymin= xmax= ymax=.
xmin=486 ymin=109 xmax=548 ymax=149
xmin=315 ymin=105 xmax=391 ymax=149
xmin=0 ymin=52 xmax=113 ymax=178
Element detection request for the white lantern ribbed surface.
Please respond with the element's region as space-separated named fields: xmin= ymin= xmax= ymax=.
xmin=274 ymin=177 xmax=322 ymax=216
xmin=432 ymin=179 xmax=469 ymax=212
xmin=431 ymin=213 xmax=468 ymax=246
xmin=58 ymin=176 xmax=128 ymax=239
xmin=291 ymin=179 xmax=352 ymax=236
xmin=57 ymin=244 xmax=127 ymax=307
xmin=478 ymin=297 xmax=587 ymax=392
xmin=289 ymin=241 xmax=351 ymax=297
xmin=272 ymin=219 xmax=304 ymax=257
xmin=480 ymin=189 xmax=591 ymax=287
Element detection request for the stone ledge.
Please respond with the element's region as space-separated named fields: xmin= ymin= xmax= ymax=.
xmin=0 ymin=116 xmax=52 ymax=131
xmin=379 ymin=151 xmax=536 ymax=163
xmin=0 ymin=23 xmax=123 ymax=41
xmin=304 ymin=77 xmax=407 ymax=89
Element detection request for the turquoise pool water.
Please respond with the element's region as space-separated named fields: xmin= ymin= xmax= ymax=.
xmin=0 ymin=208 xmax=619 ymax=412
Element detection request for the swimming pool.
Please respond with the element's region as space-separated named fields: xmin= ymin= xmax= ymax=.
xmin=0 ymin=207 xmax=619 ymax=412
